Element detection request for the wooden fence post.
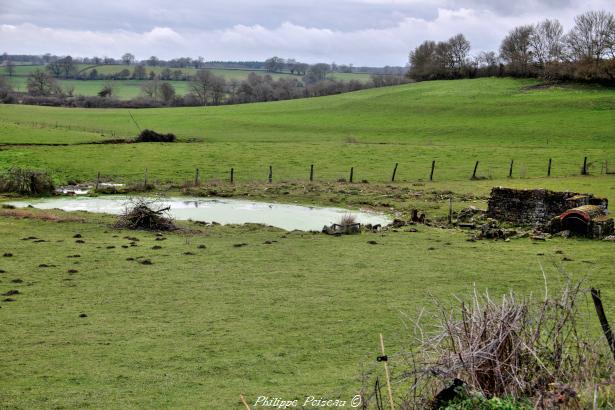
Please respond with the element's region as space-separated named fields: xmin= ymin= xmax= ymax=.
xmin=430 ymin=160 xmax=436 ymax=181
xmin=509 ymin=160 xmax=514 ymax=178
xmin=379 ymin=334 xmax=395 ymax=410
xmin=448 ymin=196 xmax=453 ymax=225
xmin=582 ymin=156 xmax=588 ymax=175
xmin=95 ymin=172 xmax=100 ymax=191
xmin=310 ymin=164 xmax=314 ymax=182
xmin=472 ymin=161 xmax=479 ymax=179
xmin=230 ymin=168 xmax=234 ymax=184
xmin=349 ymin=167 xmax=354 ymax=183
xmin=268 ymin=165 xmax=272 ymax=183
xmin=194 ymin=168 xmax=200 ymax=186
xmin=591 ymin=288 xmax=615 ymax=360
xmin=391 ymin=163 xmax=398 ymax=182
xmin=548 ymin=158 xmax=552 ymax=177
xmin=143 ymin=168 xmax=148 ymax=188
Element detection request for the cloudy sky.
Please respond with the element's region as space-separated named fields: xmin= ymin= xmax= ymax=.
xmin=1 ymin=0 xmax=614 ymax=66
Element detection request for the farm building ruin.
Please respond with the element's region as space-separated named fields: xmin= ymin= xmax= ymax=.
xmin=486 ymin=187 xmax=613 ymax=239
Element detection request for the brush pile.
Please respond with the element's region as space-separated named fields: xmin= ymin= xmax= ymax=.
xmin=115 ymin=198 xmax=177 ymax=231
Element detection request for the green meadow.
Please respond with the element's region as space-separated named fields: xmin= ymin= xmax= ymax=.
xmin=1 ymin=78 xmax=614 ymax=183
xmin=1 ymin=77 xmax=615 ymax=408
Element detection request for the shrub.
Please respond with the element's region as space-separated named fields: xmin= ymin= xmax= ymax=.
xmin=135 ymin=129 xmax=177 ymax=143
xmin=0 ymin=168 xmax=54 ymax=195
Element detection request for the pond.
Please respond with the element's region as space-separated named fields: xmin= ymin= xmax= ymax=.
xmin=5 ymin=196 xmax=392 ymax=231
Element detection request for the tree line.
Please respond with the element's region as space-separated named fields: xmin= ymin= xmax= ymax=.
xmin=0 ymin=66 xmax=408 ymax=107
xmin=408 ymin=10 xmax=615 ymax=83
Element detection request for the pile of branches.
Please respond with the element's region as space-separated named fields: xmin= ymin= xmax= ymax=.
xmin=0 ymin=168 xmax=54 ymax=195
xmin=361 ymin=278 xmax=615 ymax=408
xmin=135 ymin=129 xmax=176 ymax=143
xmin=114 ymin=198 xmax=177 ymax=231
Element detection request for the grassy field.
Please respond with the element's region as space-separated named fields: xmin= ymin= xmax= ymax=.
xmin=1 ymin=77 xmax=615 ymax=408
xmin=2 ymin=64 xmax=372 ymax=99
xmin=0 ymin=207 xmax=613 ymax=409
xmin=0 ymin=78 xmax=614 ymax=184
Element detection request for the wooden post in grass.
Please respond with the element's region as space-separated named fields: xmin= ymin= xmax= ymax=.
xmin=230 ymin=168 xmax=234 ymax=184
xmin=430 ymin=160 xmax=435 ymax=181
xmin=379 ymin=333 xmax=395 ymax=410
xmin=472 ymin=161 xmax=479 ymax=179
xmin=509 ymin=160 xmax=514 ymax=178
xmin=391 ymin=163 xmax=398 ymax=182
xmin=548 ymin=158 xmax=552 ymax=177
xmin=143 ymin=168 xmax=148 ymax=188
xmin=583 ymin=157 xmax=588 ymax=175
xmin=448 ymin=196 xmax=453 ymax=225
xmin=349 ymin=167 xmax=354 ymax=183
xmin=591 ymin=288 xmax=615 ymax=360
xmin=194 ymin=168 xmax=200 ymax=186
xmin=310 ymin=164 xmax=314 ymax=182
xmin=268 ymin=165 xmax=272 ymax=183
xmin=95 ymin=172 xmax=100 ymax=191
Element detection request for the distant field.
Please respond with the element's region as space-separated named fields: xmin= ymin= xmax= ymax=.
xmin=2 ymin=64 xmax=373 ymax=99
xmin=6 ymin=77 xmax=192 ymax=99
xmin=1 ymin=78 xmax=614 ymax=184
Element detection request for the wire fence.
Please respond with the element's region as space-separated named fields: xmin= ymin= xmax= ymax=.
xmin=76 ymin=155 xmax=615 ymax=188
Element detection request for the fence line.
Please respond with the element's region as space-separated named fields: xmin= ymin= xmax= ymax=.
xmin=76 ymin=156 xmax=615 ymax=188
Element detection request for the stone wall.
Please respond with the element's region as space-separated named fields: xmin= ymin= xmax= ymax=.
xmin=486 ymin=187 xmax=608 ymax=227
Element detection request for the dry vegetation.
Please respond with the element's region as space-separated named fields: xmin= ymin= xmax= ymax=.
xmin=361 ymin=278 xmax=615 ymax=409
xmin=114 ymin=197 xmax=177 ymax=231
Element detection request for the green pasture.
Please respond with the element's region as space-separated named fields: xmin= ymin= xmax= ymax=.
xmin=0 ymin=207 xmax=613 ymax=409
xmin=1 ymin=78 xmax=614 ymax=184
xmin=1 ymin=77 xmax=615 ymax=408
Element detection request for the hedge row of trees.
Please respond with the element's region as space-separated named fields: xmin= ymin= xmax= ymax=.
xmin=0 ymin=68 xmax=408 ymax=107
xmin=408 ymin=10 xmax=615 ymax=83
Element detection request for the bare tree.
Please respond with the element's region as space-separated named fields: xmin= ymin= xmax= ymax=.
xmin=159 ymin=82 xmax=176 ymax=105
xmin=500 ymin=25 xmax=534 ymax=75
xmin=141 ymin=78 xmax=161 ymax=101
xmin=209 ymin=76 xmax=226 ymax=105
xmin=190 ymin=69 xmax=213 ymax=105
xmin=530 ymin=19 xmax=564 ymax=66
xmin=147 ymin=56 xmax=159 ymax=66
xmin=408 ymin=40 xmax=437 ymax=80
xmin=0 ymin=75 xmax=13 ymax=100
xmin=449 ymin=33 xmax=471 ymax=72
xmin=121 ymin=53 xmax=135 ymax=65
xmin=566 ymin=10 xmax=615 ymax=63
xmin=27 ymin=69 xmax=58 ymax=96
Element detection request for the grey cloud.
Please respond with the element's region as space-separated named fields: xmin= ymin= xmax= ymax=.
xmin=1 ymin=0 xmax=614 ymax=65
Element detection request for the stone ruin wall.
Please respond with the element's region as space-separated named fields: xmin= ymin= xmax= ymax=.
xmin=486 ymin=187 xmax=608 ymax=227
